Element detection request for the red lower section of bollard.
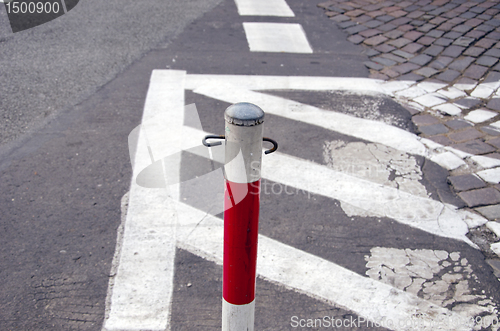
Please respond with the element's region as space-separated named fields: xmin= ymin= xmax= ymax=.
xmin=223 ymin=180 xmax=261 ymax=305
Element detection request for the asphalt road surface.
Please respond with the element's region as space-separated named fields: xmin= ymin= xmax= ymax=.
xmin=1 ymin=0 xmax=500 ymax=330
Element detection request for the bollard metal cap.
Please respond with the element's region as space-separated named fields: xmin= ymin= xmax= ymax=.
xmin=224 ymin=102 xmax=264 ymax=127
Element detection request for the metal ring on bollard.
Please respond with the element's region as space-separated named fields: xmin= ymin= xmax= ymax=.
xmin=263 ymin=137 xmax=278 ymax=155
xmin=202 ymin=135 xmax=225 ymax=147
xmin=203 ymin=135 xmax=278 ymax=155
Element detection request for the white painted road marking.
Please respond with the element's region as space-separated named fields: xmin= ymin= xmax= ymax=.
xmin=234 ymin=0 xmax=294 ymax=17
xmin=103 ymin=70 xmax=490 ymax=330
xmin=174 ymin=200 xmax=471 ymax=331
xmin=243 ymin=23 xmax=313 ymax=53
xmin=103 ymin=70 xmax=186 ymax=331
xmin=193 ymin=83 xmax=427 ymax=156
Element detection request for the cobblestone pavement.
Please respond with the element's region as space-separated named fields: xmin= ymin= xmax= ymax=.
xmin=318 ymin=0 xmax=500 ymax=262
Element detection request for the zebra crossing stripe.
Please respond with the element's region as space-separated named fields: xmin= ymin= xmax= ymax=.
xmin=193 ymin=83 xmax=427 ymax=156
xmin=243 ymin=22 xmax=313 ymax=53
xmin=234 ymin=0 xmax=294 ymax=17
xmin=103 ymin=70 xmax=186 ymax=331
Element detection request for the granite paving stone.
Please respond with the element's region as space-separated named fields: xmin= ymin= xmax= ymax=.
xmin=330 ymin=14 xmax=351 ymax=22
xmin=443 ymin=31 xmax=463 ymax=39
xmin=437 ymin=86 xmax=466 ymax=99
xmin=372 ymin=56 xmax=396 ymax=66
xmin=430 ymin=16 xmax=447 ymax=25
xmin=374 ymin=43 xmax=396 ymax=53
xmin=481 ymin=126 xmax=500 ymax=136
xmin=404 ymin=30 xmax=424 ymax=41
xmin=476 ymin=56 xmax=499 ymax=66
xmin=360 ymin=29 xmax=382 ymax=38
xmin=434 ymin=37 xmax=454 ymax=46
xmin=452 ymin=24 xmax=473 ymax=33
xmin=434 ymin=103 xmax=462 ymax=115
xmin=436 ymin=69 xmax=461 ymax=82
xmin=423 ymin=45 xmax=445 ymax=56
xmin=387 ymin=37 xmax=412 ymax=48
xmin=414 ymin=93 xmax=447 ymax=107
xmin=487 ymin=99 xmax=500 ymax=112
xmin=354 ymin=15 xmax=373 ymax=24
xmin=426 ymin=29 xmax=445 ymax=38
xmin=366 ymin=10 xmax=386 ymax=18
xmin=453 ymin=37 xmax=475 ymax=47
xmin=366 ymin=48 xmax=380 ymax=57
xmin=393 ymin=62 xmax=420 ymax=74
xmin=339 ymin=20 xmax=357 ymax=28
xmin=438 ymin=22 xmax=459 ymax=31
xmin=448 ymin=174 xmax=487 ymax=192
xmin=392 ymin=49 xmax=413 ymax=59
xmin=430 ymin=56 xmax=454 ymax=69
xmin=409 ymin=54 xmax=433 ymax=65
xmin=412 ymin=114 xmax=441 ymax=125
xmin=364 ymin=61 xmax=385 ymax=70
xmin=471 ymin=85 xmax=495 ymax=98
xmin=464 ymin=46 xmax=486 ymax=57
xmin=347 ymin=34 xmax=364 ymax=44
xmin=484 ymin=71 xmax=500 ymax=84
xmin=364 ymin=35 xmax=388 ymax=45
xmin=442 ymin=45 xmax=465 ymax=57
xmin=445 ymin=119 xmax=473 ymax=130
xmin=345 ymin=9 xmax=365 ymax=17
xmin=390 ymin=10 xmax=407 ymax=18
xmin=465 ymin=109 xmax=498 ymax=123
xmin=455 ymin=97 xmax=482 ymax=108
xmin=429 ymin=135 xmax=454 ymax=145
xmin=345 ymin=25 xmax=368 ymax=34
xmin=415 ymin=67 xmax=439 ymax=77
xmin=401 ymin=43 xmax=424 ymax=53
xmin=477 ymin=167 xmax=500 ymax=184
xmin=476 ymin=38 xmax=497 ymax=48
xmin=459 ymin=187 xmax=500 ymax=207
xmin=476 ymin=24 xmax=495 ymax=32
xmin=465 ymin=18 xmax=485 ymax=27
xmin=463 ymin=64 xmax=489 ymax=79
xmin=487 ymin=32 xmax=500 ymax=40
xmin=410 ymin=19 xmax=426 ymax=27
xmin=378 ymin=23 xmax=398 ymax=32
xmin=470 ymin=6 xmax=487 ymax=14
xmin=381 ymin=53 xmax=407 ymax=63
xmin=488 ymin=137 xmax=500 ymax=149
xmin=448 ymin=127 xmax=485 ymax=142
xmin=384 ymin=29 xmax=405 ymax=39
xmin=417 ymin=36 xmax=436 ymax=46
xmin=466 ymin=31 xmax=487 ymax=41
xmin=486 ymin=19 xmax=500 ymax=27
xmin=407 ymin=10 xmax=425 ymax=18
xmin=419 ymin=123 xmax=449 ymax=135
xmin=453 ymin=139 xmax=497 ymax=154
xmin=429 ymin=7 xmax=447 ymax=16
xmin=364 ymin=20 xmax=383 ymax=28
xmin=448 ymin=56 xmax=475 ymax=70
xmin=377 ymin=15 xmax=396 ymax=22
xmin=381 ymin=67 xmax=400 ymax=78
xmin=398 ymin=24 xmax=414 ymax=32
xmin=455 ymin=77 xmax=478 ymax=90
xmin=475 ymin=204 xmax=500 ymax=221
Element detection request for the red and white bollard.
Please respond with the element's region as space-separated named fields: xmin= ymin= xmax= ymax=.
xmin=222 ymin=103 xmax=264 ymax=331
xmin=203 ymin=102 xmax=277 ymax=330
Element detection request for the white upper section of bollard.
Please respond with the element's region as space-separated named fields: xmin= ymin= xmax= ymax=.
xmin=224 ymin=103 xmax=265 ymax=184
